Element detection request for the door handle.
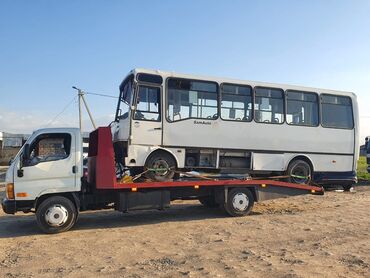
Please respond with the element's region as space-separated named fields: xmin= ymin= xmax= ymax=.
xmin=72 ymin=166 xmax=77 ymax=173
xmin=154 ymin=127 xmax=162 ymax=130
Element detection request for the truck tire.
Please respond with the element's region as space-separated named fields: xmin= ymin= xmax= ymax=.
xmin=223 ymin=188 xmax=254 ymax=217
xmin=198 ymin=195 xmax=219 ymax=208
xmin=287 ymin=159 xmax=312 ymax=184
xmin=36 ymin=196 xmax=77 ymax=234
xmin=145 ymin=151 xmax=176 ymax=182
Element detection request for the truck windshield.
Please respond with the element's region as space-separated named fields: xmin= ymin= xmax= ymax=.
xmin=115 ymin=75 xmax=134 ymax=121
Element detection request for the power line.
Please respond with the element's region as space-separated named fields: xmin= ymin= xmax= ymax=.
xmin=84 ymin=91 xmax=118 ymax=99
xmin=45 ymin=96 xmax=77 ymax=127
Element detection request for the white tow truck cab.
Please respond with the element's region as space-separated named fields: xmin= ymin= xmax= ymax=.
xmin=4 ymin=128 xmax=82 ymax=206
xmin=2 ymin=126 xmax=324 ymax=234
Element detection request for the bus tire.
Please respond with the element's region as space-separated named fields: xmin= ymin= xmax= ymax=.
xmin=287 ymin=159 xmax=312 ymax=184
xmin=198 ymin=195 xmax=219 ymax=208
xmin=343 ymin=185 xmax=353 ymax=191
xmin=36 ymin=196 xmax=77 ymax=234
xmin=145 ymin=151 xmax=176 ymax=182
xmin=223 ymin=188 xmax=254 ymax=217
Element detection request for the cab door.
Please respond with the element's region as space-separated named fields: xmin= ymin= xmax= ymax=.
xmin=131 ymin=84 xmax=162 ymax=146
xmin=13 ymin=131 xmax=78 ymax=200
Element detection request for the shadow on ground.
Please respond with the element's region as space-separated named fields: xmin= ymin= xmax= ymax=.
xmin=0 ymin=203 xmax=263 ymax=238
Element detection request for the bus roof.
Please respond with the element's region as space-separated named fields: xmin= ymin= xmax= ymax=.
xmin=128 ymin=68 xmax=356 ymax=98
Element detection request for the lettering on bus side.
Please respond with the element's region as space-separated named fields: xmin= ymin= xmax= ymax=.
xmin=194 ymin=120 xmax=212 ymax=125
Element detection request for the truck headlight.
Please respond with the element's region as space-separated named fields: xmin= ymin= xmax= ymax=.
xmin=6 ymin=183 xmax=15 ymax=200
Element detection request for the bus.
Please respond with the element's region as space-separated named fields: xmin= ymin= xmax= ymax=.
xmin=111 ymin=68 xmax=359 ymax=188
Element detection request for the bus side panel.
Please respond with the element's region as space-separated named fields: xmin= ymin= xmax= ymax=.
xmin=252 ymin=153 xmax=354 ymax=172
xmin=162 ymin=120 xmax=355 ymax=156
xmin=286 ymin=154 xmax=354 ymax=172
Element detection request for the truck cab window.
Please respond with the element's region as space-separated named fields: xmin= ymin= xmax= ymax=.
xmin=134 ymin=86 xmax=161 ymax=121
xmin=26 ymin=133 xmax=71 ymax=166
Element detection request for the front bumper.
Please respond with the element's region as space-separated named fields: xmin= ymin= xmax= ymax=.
xmin=1 ymin=198 xmax=16 ymax=214
xmin=1 ymin=198 xmax=34 ymax=214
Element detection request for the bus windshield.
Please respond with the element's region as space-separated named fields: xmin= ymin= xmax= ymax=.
xmin=115 ymin=76 xmax=134 ymax=121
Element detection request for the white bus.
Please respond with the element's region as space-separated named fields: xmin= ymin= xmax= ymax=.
xmin=111 ymin=68 xmax=359 ymax=188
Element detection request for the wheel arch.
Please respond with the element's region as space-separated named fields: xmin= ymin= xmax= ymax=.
xmin=144 ymin=148 xmax=179 ymax=168
xmin=35 ymin=192 xmax=80 ymax=211
xmin=285 ymin=155 xmax=314 ymax=172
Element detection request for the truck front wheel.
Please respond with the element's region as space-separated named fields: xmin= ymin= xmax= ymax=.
xmin=36 ymin=196 xmax=77 ymax=234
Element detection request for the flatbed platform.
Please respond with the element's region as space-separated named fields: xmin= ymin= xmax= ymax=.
xmin=116 ymin=178 xmax=324 ymax=194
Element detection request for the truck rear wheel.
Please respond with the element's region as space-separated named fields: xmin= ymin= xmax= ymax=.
xmin=223 ymin=188 xmax=254 ymax=217
xmin=36 ymin=196 xmax=77 ymax=234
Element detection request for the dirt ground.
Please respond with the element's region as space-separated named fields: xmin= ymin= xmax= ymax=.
xmin=0 ymin=186 xmax=369 ymax=278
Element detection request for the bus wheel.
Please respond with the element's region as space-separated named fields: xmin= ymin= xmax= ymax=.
xmin=223 ymin=188 xmax=254 ymax=217
xmin=145 ymin=151 xmax=176 ymax=182
xmin=36 ymin=196 xmax=77 ymax=234
xmin=199 ymin=195 xmax=219 ymax=208
xmin=343 ymin=185 xmax=353 ymax=191
xmin=287 ymin=159 xmax=312 ymax=184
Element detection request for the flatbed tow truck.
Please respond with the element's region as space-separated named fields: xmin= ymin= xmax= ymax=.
xmin=2 ymin=127 xmax=324 ymax=233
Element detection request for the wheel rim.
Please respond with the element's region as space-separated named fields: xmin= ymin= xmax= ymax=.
xmin=152 ymin=159 xmax=170 ymax=177
xmin=45 ymin=205 xmax=69 ymax=227
xmin=232 ymin=193 xmax=249 ymax=211
xmin=291 ymin=164 xmax=310 ymax=184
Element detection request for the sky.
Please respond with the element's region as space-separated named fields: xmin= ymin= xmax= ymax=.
xmin=0 ymin=0 xmax=369 ymax=141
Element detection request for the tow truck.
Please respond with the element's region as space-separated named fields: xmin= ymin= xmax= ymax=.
xmin=2 ymin=127 xmax=324 ymax=234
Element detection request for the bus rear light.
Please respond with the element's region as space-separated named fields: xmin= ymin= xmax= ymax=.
xmin=131 ymin=187 xmax=137 ymax=192
xmin=261 ymin=184 xmax=267 ymax=188
xmin=6 ymin=183 xmax=15 ymax=200
xmin=194 ymin=185 xmax=199 ymax=189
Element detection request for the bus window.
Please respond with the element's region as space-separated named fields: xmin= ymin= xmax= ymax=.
xmin=221 ymin=83 xmax=252 ymax=121
xmin=115 ymin=75 xmax=133 ymax=121
xmin=286 ymin=91 xmax=319 ymax=126
xmin=321 ymin=94 xmax=353 ymax=129
xmin=167 ymin=78 xmax=218 ymax=122
xmin=254 ymin=87 xmax=284 ymax=124
xmin=134 ymin=86 xmax=161 ymax=121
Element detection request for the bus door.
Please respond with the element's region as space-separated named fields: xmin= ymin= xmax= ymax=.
xmin=131 ymin=84 xmax=162 ymax=146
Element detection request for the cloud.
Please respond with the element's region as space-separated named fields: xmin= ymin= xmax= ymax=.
xmin=0 ymin=108 xmax=114 ymax=134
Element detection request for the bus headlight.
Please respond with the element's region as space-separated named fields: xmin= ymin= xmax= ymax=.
xmin=6 ymin=183 xmax=15 ymax=200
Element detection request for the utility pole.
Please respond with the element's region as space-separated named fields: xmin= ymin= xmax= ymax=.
xmin=78 ymin=89 xmax=83 ymax=131
xmin=72 ymin=86 xmax=97 ymax=131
